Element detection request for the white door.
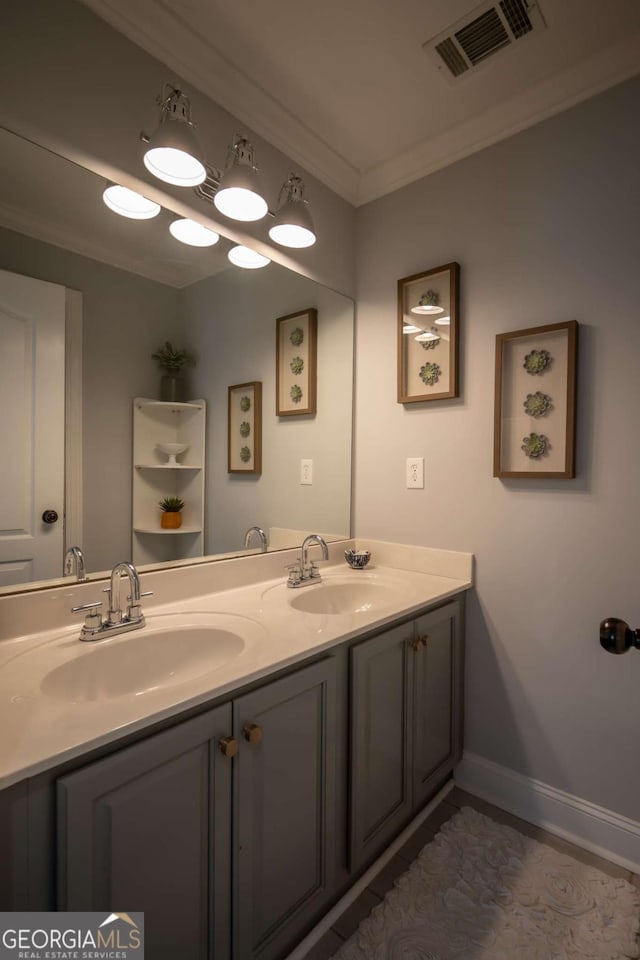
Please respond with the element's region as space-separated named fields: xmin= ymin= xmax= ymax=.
xmin=0 ymin=269 xmax=66 ymax=586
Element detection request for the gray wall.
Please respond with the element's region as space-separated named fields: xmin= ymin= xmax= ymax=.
xmin=0 ymin=227 xmax=179 ymax=570
xmin=354 ymin=76 xmax=640 ymax=821
xmin=181 ymin=266 xmax=353 ymax=553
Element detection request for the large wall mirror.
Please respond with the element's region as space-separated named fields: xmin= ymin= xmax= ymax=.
xmin=0 ymin=126 xmax=354 ymax=594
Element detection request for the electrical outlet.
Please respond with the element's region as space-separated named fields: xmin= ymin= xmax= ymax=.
xmin=406 ymin=457 xmax=424 ymax=489
xmin=300 ymin=459 xmax=313 ymax=485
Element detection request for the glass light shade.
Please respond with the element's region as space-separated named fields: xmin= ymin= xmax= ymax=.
xmin=402 ymin=324 xmax=424 ymax=334
xmin=268 ymin=200 xmax=316 ymax=248
xmin=434 ymin=315 xmax=451 ymax=325
xmin=102 ymin=185 xmax=161 ymax=219
xmin=214 ymin=164 xmax=268 ymax=221
xmin=410 ymin=303 xmax=444 ymax=315
xmin=415 ymin=331 xmax=440 ymax=342
xmin=169 ymin=218 xmax=219 ymax=247
xmin=143 ymin=115 xmax=206 ymax=187
xmin=227 ymin=245 xmax=271 ymax=269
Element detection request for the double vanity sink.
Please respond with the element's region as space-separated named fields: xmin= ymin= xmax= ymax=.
xmin=0 ymin=542 xmax=473 ymax=789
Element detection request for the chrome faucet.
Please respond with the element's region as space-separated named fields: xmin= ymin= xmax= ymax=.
xmin=64 ymin=545 xmax=88 ymax=582
xmin=286 ymin=534 xmax=329 ymax=588
xmin=71 ymin=561 xmax=152 ymax=641
xmin=244 ymin=525 xmax=268 ymax=552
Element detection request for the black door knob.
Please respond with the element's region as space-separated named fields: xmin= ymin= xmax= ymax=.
xmin=42 ymin=510 xmax=59 ymax=524
xmin=600 ymin=617 xmax=640 ymax=655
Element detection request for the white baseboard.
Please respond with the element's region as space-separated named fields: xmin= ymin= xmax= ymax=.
xmin=455 ymin=751 xmax=640 ymax=874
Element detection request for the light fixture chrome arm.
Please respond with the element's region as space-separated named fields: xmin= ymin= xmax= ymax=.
xmin=244 ymin=526 xmax=268 ymax=552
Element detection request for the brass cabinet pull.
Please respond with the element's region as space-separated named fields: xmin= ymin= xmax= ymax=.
xmin=411 ymin=635 xmax=429 ymax=651
xmin=218 ymin=736 xmax=239 ymax=758
xmin=242 ymin=722 xmax=263 ymax=745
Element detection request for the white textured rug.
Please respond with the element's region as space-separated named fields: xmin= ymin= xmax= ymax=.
xmin=332 ymin=807 xmax=639 ymax=960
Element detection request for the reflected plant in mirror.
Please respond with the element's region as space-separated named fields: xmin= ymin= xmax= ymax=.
xmin=0 ymin=127 xmax=354 ymax=594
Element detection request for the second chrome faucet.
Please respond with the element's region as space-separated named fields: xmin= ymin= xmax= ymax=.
xmin=71 ymin=561 xmax=153 ymax=641
xmin=286 ymin=534 xmax=329 ymax=588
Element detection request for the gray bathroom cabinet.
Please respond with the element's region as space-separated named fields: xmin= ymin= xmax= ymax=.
xmin=0 ymin=594 xmax=465 ymax=959
xmin=349 ymin=599 xmax=463 ymax=870
xmin=57 ymin=657 xmax=337 ymax=960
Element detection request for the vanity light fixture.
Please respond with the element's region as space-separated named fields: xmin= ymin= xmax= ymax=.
xmin=403 ymin=323 xmax=424 ymax=335
xmin=102 ymin=184 xmax=161 ymax=220
xmin=169 ymin=218 xmax=220 ymax=247
xmin=415 ymin=330 xmax=441 ymax=344
xmin=228 ymin=245 xmax=271 ymax=269
xmin=411 ymin=289 xmax=444 ymax=316
xmin=214 ymin=136 xmax=268 ymax=222
xmin=268 ymin=175 xmax=316 ymax=248
xmin=434 ymin=315 xmax=451 ymax=325
xmin=142 ymin=85 xmax=206 ymax=187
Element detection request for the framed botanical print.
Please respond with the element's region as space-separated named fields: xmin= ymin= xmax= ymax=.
xmin=276 ymin=308 xmax=317 ymax=416
xmin=494 ymin=320 xmax=578 ymax=478
xmin=397 ymin=262 xmax=460 ymax=403
xmin=228 ymin=381 xmax=262 ymax=474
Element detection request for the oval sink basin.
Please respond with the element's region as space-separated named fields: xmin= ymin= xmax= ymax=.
xmin=288 ymin=579 xmax=400 ymax=616
xmin=40 ymin=612 xmax=258 ymax=702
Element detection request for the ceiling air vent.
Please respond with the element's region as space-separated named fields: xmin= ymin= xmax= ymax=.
xmin=423 ymin=0 xmax=546 ymax=84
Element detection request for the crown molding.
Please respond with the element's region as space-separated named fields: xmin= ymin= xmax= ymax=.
xmin=81 ymin=1 xmax=640 ymax=209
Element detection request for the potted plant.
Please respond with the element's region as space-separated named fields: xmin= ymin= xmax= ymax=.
xmin=159 ymin=495 xmax=185 ymax=529
xmin=152 ymin=341 xmax=195 ymax=401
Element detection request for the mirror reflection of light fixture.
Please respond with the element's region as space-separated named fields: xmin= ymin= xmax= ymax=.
xmin=415 ymin=330 xmax=441 ymax=348
xmin=169 ymin=218 xmax=220 ymax=247
xmin=434 ymin=315 xmax=451 ymax=325
xmin=214 ymin=136 xmax=268 ymax=222
xmin=268 ymin=175 xmax=316 ymax=248
xmin=411 ymin=289 xmax=444 ymax=315
xmin=102 ymin=184 xmax=161 ymax=220
xmin=403 ymin=323 xmax=424 ymax=334
xmin=228 ymin=245 xmax=271 ymax=269
xmin=142 ymin=85 xmax=206 ymax=187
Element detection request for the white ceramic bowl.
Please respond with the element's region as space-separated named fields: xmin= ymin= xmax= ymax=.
xmin=157 ymin=442 xmax=189 ymax=464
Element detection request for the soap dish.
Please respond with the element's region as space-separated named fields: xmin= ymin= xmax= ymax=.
xmin=344 ymin=549 xmax=371 ymax=570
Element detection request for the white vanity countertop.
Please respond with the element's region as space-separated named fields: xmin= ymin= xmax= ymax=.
xmin=0 ymin=541 xmax=473 ymax=790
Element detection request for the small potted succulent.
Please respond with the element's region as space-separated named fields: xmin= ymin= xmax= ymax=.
xmin=159 ymin=495 xmax=185 ymax=529
xmin=152 ymin=341 xmax=195 ymax=401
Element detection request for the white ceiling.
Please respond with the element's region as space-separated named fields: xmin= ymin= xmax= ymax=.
xmin=82 ymin=0 xmax=640 ymax=206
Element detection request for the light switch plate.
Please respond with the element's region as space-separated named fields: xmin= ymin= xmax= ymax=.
xmin=406 ymin=457 xmax=424 ymax=489
xmin=300 ymin=459 xmax=313 ymax=485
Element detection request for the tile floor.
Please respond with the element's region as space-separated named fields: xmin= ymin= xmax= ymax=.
xmin=302 ymin=787 xmax=640 ymax=960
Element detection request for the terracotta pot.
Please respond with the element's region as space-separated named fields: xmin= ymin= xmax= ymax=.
xmin=161 ymin=511 xmax=182 ymax=529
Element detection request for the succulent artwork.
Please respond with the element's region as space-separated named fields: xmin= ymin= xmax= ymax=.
xmin=419 ymin=361 xmax=441 ymax=386
xmin=521 ymin=433 xmax=549 ymax=459
xmin=418 ymin=290 xmax=439 ymax=307
xmin=290 ymin=327 xmax=304 ymax=347
xmin=239 ymin=421 xmax=251 ymax=438
xmin=524 ymin=391 xmax=553 ymax=418
xmin=289 ymin=356 xmax=304 ymax=374
xmin=240 ymin=395 xmax=251 ymax=412
xmin=523 ymin=349 xmax=552 ymax=375
xmin=239 ymin=446 xmax=251 ymax=463
xmin=290 ymin=384 xmax=303 ymax=404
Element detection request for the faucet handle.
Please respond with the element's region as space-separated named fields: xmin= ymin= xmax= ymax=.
xmin=71 ymin=601 xmax=103 ymax=634
xmin=285 ymin=562 xmax=302 ymax=586
xmin=128 ymin=591 xmax=154 ymax=600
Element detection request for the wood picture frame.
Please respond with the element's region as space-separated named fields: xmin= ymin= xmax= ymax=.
xmin=228 ymin=381 xmax=262 ymax=474
xmin=276 ymin=308 xmax=317 ymax=416
xmin=494 ymin=320 xmax=578 ymax=479
xmin=397 ymin=262 xmax=460 ymax=403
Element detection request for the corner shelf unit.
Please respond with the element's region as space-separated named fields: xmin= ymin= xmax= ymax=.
xmin=132 ymin=398 xmax=206 ymax=566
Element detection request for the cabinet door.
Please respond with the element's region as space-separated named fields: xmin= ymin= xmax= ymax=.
xmin=57 ymin=705 xmax=233 ymax=960
xmin=233 ymin=658 xmax=337 ymax=960
xmin=349 ymin=622 xmax=412 ymax=872
xmin=412 ymin=599 xmax=463 ymax=810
